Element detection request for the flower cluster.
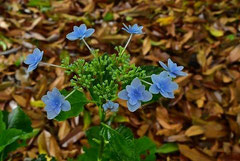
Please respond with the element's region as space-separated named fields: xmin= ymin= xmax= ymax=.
xmin=118 ymin=58 xmax=187 ymax=111
xmin=24 ymin=22 xmax=187 ymax=120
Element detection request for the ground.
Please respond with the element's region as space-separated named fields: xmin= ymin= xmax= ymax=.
xmin=0 ymin=0 xmax=240 ymax=160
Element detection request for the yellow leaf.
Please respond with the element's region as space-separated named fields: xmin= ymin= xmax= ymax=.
xmin=156 ymin=16 xmax=174 ymax=26
xmin=209 ymin=27 xmax=224 ymax=37
xmin=30 ymin=100 xmax=45 ymax=108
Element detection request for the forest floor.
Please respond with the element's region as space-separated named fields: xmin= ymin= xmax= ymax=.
xmin=0 ymin=0 xmax=240 ymax=160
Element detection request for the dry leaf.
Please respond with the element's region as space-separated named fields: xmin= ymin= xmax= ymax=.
xmin=179 ymin=144 xmax=215 ymax=161
xmin=142 ymin=36 xmax=151 ymax=55
xmin=185 ymin=125 xmax=204 ymax=137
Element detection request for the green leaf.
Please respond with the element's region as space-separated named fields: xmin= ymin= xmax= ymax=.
xmin=2 ymin=129 xmax=39 ymax=160
xmin=141 ymin=65 xmax=163 ymax=77
xmin=156 ymin=143 xmax=179 ymax=154
xmin=27 ymin=0 xmax=51 ymax=12
xmin=103 ymin=12 xmax=114 ymax=21
xmin=226 ymin=34 xmax=235 ymax=41
xmin=83 ymin=110 xmax=91 ymax=130
xmin=0 ymin=111 xmax=6 ymax=132
xmin=76 ymin=126 xmax=101 ymax=161
xmin=0 ymin=129 xmax=23 ymax=152
xmin=134 ymin=137 xmax=156 ymax=161
xmin=100 ymin=123 xmax=137 ymax=161
xmin=8 ymin=107 xmax=33 ymax=133
xmin=55 ymin=90 xmax=88 ymax=121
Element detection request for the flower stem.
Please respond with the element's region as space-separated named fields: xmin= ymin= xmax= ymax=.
xmin=144 ymin=75 xmax=152 ymax=78
xmin=39 ymin=62 xmax=65 ymax=68
xmin=98 ymin=105 xmax=105 ymax=122
xmin=120 ymin=34 xmax=132 ymax=55
xmin=97 ymin=136 xmax=104 ymax=161
xmin=82 ymin=39 xmax=93 ymax=53
xmin=65 ymin=89 xmax=76 ymax=99
xmin=140 ymin=79 xmax=152 ymax=85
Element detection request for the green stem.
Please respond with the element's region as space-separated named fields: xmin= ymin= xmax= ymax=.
xmin=140 ymin=79 xmax=152 ymax=86
xmin=0 ymin=151 xmax=4 ymax=161
xmin=65 ymin=89 xmax=76 ymax=99
xmin=120 ymin=34 xmax=132 ymax=55
xmin=39 ymin=62 xmax=65 ymax=68
xmin=98 ymin=105 xmax=105 ymax=122
xmin=97 ymin=136 xmax=104 ymax=161
xmin=108 ymin=112 xmax=117 ymax=125
xmin=82 ymin=39 xmax=93 ymax=53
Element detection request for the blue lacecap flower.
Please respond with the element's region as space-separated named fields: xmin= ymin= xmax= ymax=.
xmin=118 ymin=78 xmax=152 ymax=112
xmin=66 ymin=24 xmax=95 ymax=41
xmin=149 ymin=71 xmax=178 ymax=98
xmin=103 ymin=101 xmax=119 ymax=112
xmin=122 ymin=24 xmax=143 ymax=34
xmin=41 ymin=88 xmax=71 ymax=119
xmin=159 ymin=58 xmax=187 ymax=78
xmin=24 ymin=48 xmax=43 ymax=72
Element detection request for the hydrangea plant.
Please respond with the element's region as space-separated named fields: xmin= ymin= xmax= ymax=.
xmin=24 ymin=23 xmax=187 ymax=160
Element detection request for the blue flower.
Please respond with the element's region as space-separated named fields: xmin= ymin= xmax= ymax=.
xmin=149 ymin=71 xmax=178 ymax=98
xmin=118 ymin=78 xmax=152 ymax=112
xmin=122 ymin=24 xmax=143 ymax=34
xmin=159 ymin=58 xmax=187 ymax=78
xmin=103 ymin=101 xmax=119 ymax=112
xmin=66 ymin=24 xmax=95 ymax=41
xmin=41 ymin=88 xmax=71 ymax=119
xmin=24 ymin=48 xmax=43 ymax=72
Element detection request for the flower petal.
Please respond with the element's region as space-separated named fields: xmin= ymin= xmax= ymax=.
xmin=66 ymin=32 xmax=79 ymax=41
xmin=159 ymin=61 xmax=168 ymax=71
xmin=149 ymin=84 xmax=159 ymax=94
xmin=46 ymin=110 xmax=58 ymax=119
xmin=127 ymin=101 xmax=141 ymax=112
xmin=27 ymin=63 xmax=38 ymax=72
xmin=61 ymin=100 xmax=71 ymax=111
xmin=131 ymin=77 xmax=142 ymax=88
xmin=41 ymin=95 xmax=49 ymax=103
xmin=78 ymin=24 xmax=87 ymax=35
xmin=160 ymin=89 xmax=173 ymax=98
xmin=151 ymin=74 xmax=161 ymax=84
xmin=84 ymin=29 xmax=95 ymax=38
xmin=118 ymin=89 xmax=129 ymax=100
xmin=24 ymin=54 xmax=35 ymax=64
xmin=129 ymin=98 xmax=138 ymax=105
xmin=141 ymin=91 xmax=152 ymax=102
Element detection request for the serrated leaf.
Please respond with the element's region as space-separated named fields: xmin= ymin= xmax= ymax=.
xmin=0 ymin=129 xmax=23 ymax=152
xmin=156 ymin=143 xmax=179 ymax=154
xmin=8 ymin=107 xmax=32 ymax=133
xmin=100 ymin=123 xmax=137 ymax=161
xmin=55 ymin=90 xmax=88 ymax=121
